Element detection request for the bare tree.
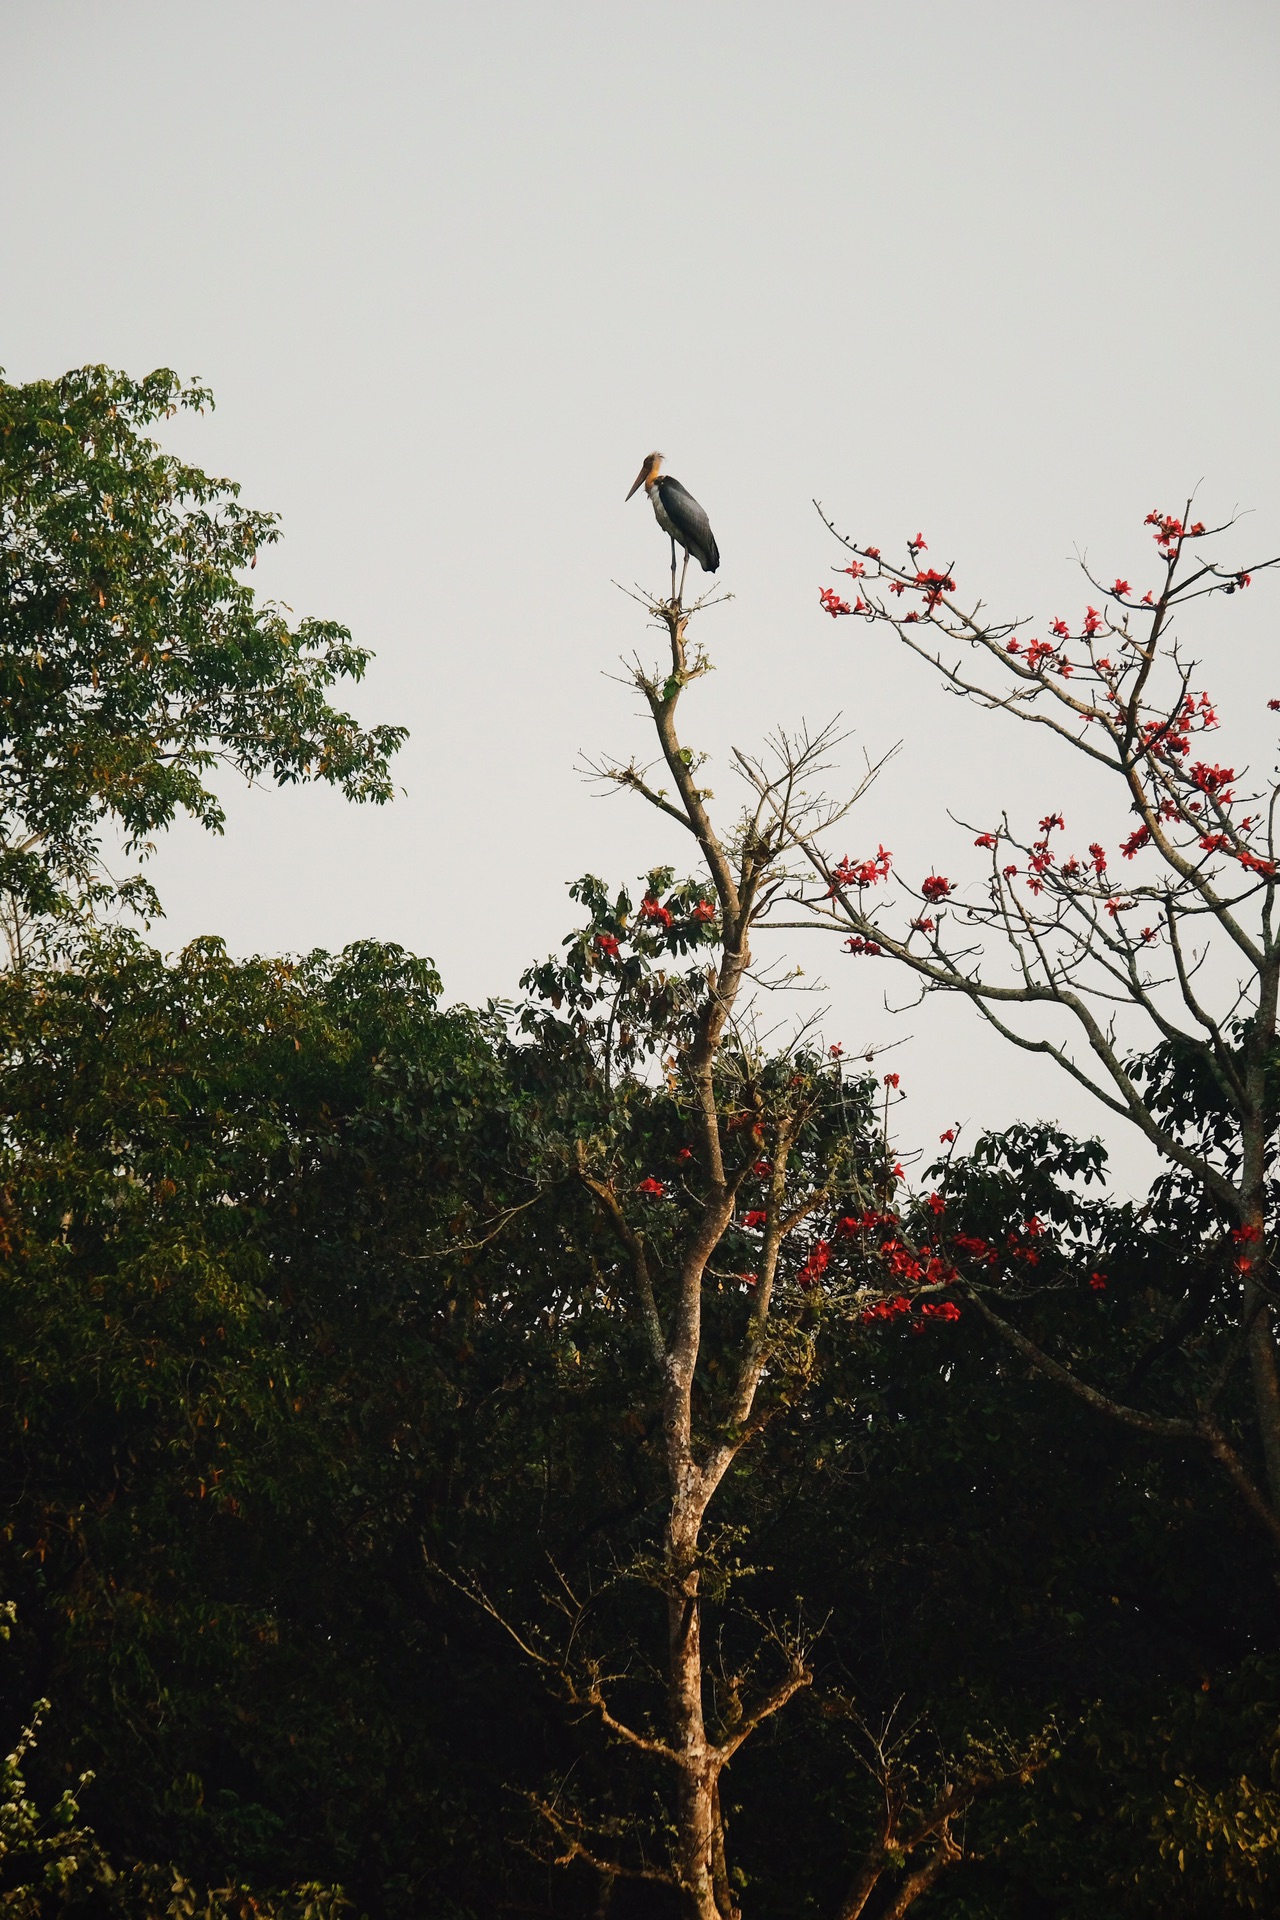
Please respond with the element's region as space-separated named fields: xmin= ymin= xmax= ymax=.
xmin=771 ymin=503 xmax=1280 ymax=1544
xmin=447 ymin=577 xmax=1039 ymax=1918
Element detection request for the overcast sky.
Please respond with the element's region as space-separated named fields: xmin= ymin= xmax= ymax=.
xmin=4 ymin=0 xmax=1278 ymax=1191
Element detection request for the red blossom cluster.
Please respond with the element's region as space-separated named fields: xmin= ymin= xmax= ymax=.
xmin=1188 ymin=762 xmax=1236 ymax=799
xmin=1113 ymin=579 xmax=1131 ymax=597
xmin=845 ymin=936 xmax=882 ymax=956
xmin=921 ymin=874 xmax=952 ymax=902
xmin=640 ymin=894 xmax=673 ymax=929
xmin=836 ymin=1209 xmax=898 ymax=1236
xmin=595 ymin=932 xmax=620 ymax=958
xmin=636 ymin=1176 xmax=666 ymax=1197
xmin=952 ymin=1232 xmax=997 ymax=1265
xmin=909 ymin=532 xmax=928 ymax=552
xmin=883 ymin=1072 xmax=900 ymax=1089
xmin=796 ymin=1240 xmax=830 ymax=1287
xmin=911 ymin=916 xmax=935 ymax=933
xmin=1050 ymin=618 xmax=1070 ymax=639
xmin=819 ymin=586 xmax=852 ymax=618
xmin=1145 ymin=509 xmax=1205 ymax=549
xmin=828 ymin=847 xmax=892 ymax=891
xmin=1015 ymin=637 xmax=1060 ymax=672
xmin=742 ymin=1209 xmax=768 ymax=1229
xmin=1083 ymin=607 xmax=1103 ymax=637
xmin=677 ymin=1147 xmax=694 ymax=1162
xmin=1121 ymin=827 xmax=1151 ymax=860
xmin=915 ymin=567 xmax=956 ymax=609
xmin=1089 ymin=1273 xmax=1108 ymax=1291
xmin=842 ymin=560 xmax=866 ymax=579
xmin=974 ymin=832 xmax=998 ymax=850
xmin=861 ymin=1294 xmax=960 ymax=1326
xmin=691 ymin=899 xmax=716 ymax=922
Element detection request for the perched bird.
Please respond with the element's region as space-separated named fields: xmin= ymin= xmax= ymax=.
xmin=626 ymin=453 xmax=720 ymax=589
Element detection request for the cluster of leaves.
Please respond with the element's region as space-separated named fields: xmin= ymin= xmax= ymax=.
xmin=0 ymin=365 xmax=404 ymax=929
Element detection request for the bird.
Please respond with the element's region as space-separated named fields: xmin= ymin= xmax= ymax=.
xmin=626 ymin=453 xmax=719 ymax=600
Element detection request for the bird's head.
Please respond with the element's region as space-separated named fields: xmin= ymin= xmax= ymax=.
xmin=626 ymin=452 xmax=663 ymax=500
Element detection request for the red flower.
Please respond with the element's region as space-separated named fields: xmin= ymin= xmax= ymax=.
xmin=926 ymin=1191 xmax=946 ymax=1215
xmin=595 ymin=932 xmax=620 ymax=958
xmin=843 ymin=560 xmax=866 ymax=579
xmin=939 ymin=1128 xmax=956 ymax=1144
xmin=918 ymin=1299 xmax=962 ymax=1322
xmin=637 ymin=1176 xmax=666 ymax=1197
xmin=1039 ymin=813 xmax=1065 ymax=834
xmin=1145 ymin=510 xmax=1184 ymax=547
xmin=797 ymin=1239 xmax=831 ymax=1286
xmin=1142 ymin=590 xmax=1154 ymax=604
xmin=743 ymin=1209 xmax=768 ymax=1228
xmin=1051 ymin=618 xmax=1070 ymax=638
xmin=1237 ymin=573 xmax=1252 ymax=589
xmin=677 ymin=1146 xmax=694 ymax=1161
xmin=829 ymin=1043 xmax=844 ymax=1058
xmin=915 ymin=567 xmax=955 ymax=608
xmin=1088 ymin=843 xmax=1107 ymax=874
xmin=740 ymin=1272 xmax=758 ymax=1288
xmin=921 ymin=874 xmax=952 ymax=902
xmin=1121 ymin=827 xmax=1151 ymax=860
xmin=1089 ymin=1273 xmax=1108 ymax=1291
xmin=911 ymin=916 xmax=935 ymax=932
xmin=752 ymin=1159 xmax=772 ymax=1177
xmin=1002 ymin=864 xmax=1018 ymax=879
xmin=865 ymin=546 xmax=881 ymax=559
xmin=828 ymin=849 xmax=891 ymax=892
xmin=1007 ymin=639 xmax=1020 ymax=654
xmin=691 ymin=899 xmax=716 ymax=922
xmin=910 ymin=532 xmax=928 ymax=551
xmin=1083 ymin=606 xmax=1103 ymax=636
xmin=974 ymin=832 xmax=998 ymax=849
xmin=844 ymin=936 xmax=882 ymax=956
xmin=819 ymin=586 xmax=853 ymax=617
xmin=1269 ymin=700 xmax=1280 ymax=712
xmin=1189 ymin=762 xmax=1236 ymax=796
xmin=883 ymin=1072 xmax=900 ymax=1088
xmin=1113 ymin=579 xmax=1131 ymax=597
xmin=640 ymin=894 xmax=674 ymax=928
xmin=889 ymin=581 xmax=907 ymax=596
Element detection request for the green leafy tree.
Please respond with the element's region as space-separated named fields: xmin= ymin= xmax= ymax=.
xmin=0 ymin=365 xmax=404 ymax=939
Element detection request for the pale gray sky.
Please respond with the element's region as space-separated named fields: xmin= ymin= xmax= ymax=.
xmin=3 ymin=1 xmax=1278 ymax=1190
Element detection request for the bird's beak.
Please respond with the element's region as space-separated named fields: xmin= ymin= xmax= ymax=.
xmin=625 ymin=460 xmax=650 ymax=501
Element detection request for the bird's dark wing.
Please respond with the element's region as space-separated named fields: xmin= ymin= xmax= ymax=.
xmin=657 ymin=476 xmax=720 ymax=573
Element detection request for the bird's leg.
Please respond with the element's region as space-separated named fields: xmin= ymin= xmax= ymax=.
xmin=670 ymin=537 xmax=678 ymax=607
xmin=678 ymin=549 xmax=690 ymax=607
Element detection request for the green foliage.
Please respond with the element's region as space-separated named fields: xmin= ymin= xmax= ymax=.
xmin=0 ymin=365 xmax=405 ymax=927
xmin=1 ymin=915 xmax=1279 ymax=1913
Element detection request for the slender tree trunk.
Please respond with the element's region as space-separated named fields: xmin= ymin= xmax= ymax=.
xmin=667 ymin=1491 xmax=720 ymax=1919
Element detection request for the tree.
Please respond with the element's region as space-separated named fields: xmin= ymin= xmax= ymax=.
xmin=784 ymin=505 xmax=1280 ymax=1549
xmin=446 ymin=575 xmax=1045 ymax=1920
xmin=0 ymin=365 xmax=404 ymax=940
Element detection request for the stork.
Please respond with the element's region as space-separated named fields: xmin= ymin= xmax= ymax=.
xmin=626 ymin=452 xmax=720 ymax=603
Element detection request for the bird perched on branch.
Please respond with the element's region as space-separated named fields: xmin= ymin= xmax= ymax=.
xmin=626 ymin=453 xmax=720 ymax=597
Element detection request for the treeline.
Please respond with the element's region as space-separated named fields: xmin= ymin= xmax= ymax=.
xmin=0 ymin=933 xmax=1276 ymax=1917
